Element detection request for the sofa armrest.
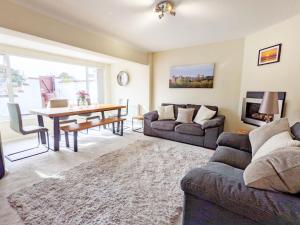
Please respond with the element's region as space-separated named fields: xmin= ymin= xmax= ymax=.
xmin=202 ymin=115 xmax=225 ymax=129
xmin=210 ymin=146 xmax=252 ymax=169
xmin=217 ymin=132 xmax=252 ymax=153
xmin=144 ymin=111 xmax=159 ymax=122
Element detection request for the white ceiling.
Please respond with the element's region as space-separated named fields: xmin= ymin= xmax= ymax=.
xmin=11 ymin=0 xmax=300 ymax=52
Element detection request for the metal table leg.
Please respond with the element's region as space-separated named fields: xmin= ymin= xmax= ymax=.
xmin=117 ymin=108 xmax=121 ymax=132
xmin=101 ymin=111 xmax=106 ymax=129
xmin=37 ymin=115 xmax=46 ymax=144
xmin=53 ymin=117 xmax=60 ymax=151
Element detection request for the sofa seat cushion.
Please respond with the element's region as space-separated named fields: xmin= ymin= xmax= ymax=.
xmin=151 ymin=120 xmax=179 ymax=131
xmin=181 ymin=162 xmax=300 ymax=225
xmin=175 ymin=123 xmax=204 ymax=136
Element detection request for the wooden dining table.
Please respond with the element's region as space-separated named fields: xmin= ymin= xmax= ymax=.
xmin=30 ymin=104 xmax=126 ymax=151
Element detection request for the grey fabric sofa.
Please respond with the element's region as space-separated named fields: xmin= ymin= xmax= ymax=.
xmin=144 ymin=103 xmax=225 ymax=149
xmin=181 ymin=125 xmax=300 ymax=225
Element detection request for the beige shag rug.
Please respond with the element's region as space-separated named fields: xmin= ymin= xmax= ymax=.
xmin=8 ymin=139 xmax=213 ymax=225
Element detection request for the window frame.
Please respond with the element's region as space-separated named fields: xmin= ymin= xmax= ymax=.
xmin=0 ymin=53 xmax=103 ymax=120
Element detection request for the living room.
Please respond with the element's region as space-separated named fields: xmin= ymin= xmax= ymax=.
xmin=1 ymin=0 xmax=300 ymax=224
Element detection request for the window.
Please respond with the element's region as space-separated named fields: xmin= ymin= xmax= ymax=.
xmin=0 ymin=55 xmax=10 ymax=120
xmin=0 ymin=54 xmax=4 ymax=65
xmin=0 ymin=54 xmax=103 ymax=120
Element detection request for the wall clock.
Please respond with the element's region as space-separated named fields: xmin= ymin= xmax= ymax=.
xmin=117 ymin=71 xmax=129 ymax=86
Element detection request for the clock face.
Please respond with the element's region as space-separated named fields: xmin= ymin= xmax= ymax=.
xmin=117 ymin=71 xmax=129 ymax=86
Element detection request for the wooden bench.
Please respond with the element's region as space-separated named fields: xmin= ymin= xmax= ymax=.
xmin=60 ymin=117 xmax=126 ymax=152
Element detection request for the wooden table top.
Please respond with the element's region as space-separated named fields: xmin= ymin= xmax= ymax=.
xmin=30 ymin=104 xmax=126 ymax=118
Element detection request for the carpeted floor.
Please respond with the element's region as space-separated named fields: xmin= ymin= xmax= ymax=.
xmin=7 ymin=138 xmax=213 ymax=225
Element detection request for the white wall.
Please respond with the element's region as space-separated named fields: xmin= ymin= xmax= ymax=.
xmin=152 ymin=39 xmax=245 ymax=131
xmin=240 ymin=14 xmax=300 ymax=129
xmin=110 ymin=60 xmax=150 ymax=116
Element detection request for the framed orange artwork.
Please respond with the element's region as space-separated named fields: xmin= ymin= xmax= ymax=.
xmin=258 ymin=44 xmax=282 ymax=66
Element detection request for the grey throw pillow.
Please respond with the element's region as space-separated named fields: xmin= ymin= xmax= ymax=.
xmin=176 ymin=108 xmax=195 ymax=123
xmin=249 ymin=118 xmax=290 ymax=156
xmin=244 ymin=147 xmax=300 ymax=194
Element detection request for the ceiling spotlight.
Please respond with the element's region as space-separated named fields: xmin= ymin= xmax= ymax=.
xmin=155 ymin=1 xmax=176 ymax=19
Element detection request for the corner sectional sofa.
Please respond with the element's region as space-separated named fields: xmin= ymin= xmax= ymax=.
xmin=143 ymin=103 xmax=225 ymax=149
xmin=181 ymin=125 xmax=300 ymax=225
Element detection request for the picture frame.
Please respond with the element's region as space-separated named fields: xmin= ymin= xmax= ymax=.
xmin=258 ymin=44 xmax=282 ymax=66
xmin=169 ymin=63 xmax=215 ymax=88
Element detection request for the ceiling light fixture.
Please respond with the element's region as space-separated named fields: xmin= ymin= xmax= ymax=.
xmin=155 ymin=1 xmax=176 ymax=19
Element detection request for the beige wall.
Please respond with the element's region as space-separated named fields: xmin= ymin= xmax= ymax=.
xmin=0 ymin=0 xmax=148 ymax=64
xmin=152 ymin=39 xmax=245 ymax=131
xmin=240 ymin=14 xmax=300 ymax=129
xmin=110 ymin=60 xmax=150 ymax=115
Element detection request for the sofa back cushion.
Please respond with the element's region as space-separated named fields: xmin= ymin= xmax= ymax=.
xmin=187 ymin=104 xmax=218 ymax=119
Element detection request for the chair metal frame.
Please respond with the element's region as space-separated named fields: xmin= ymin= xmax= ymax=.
xmin=5 ymin=131 xmax=50 ymax=162
xmin=132 ymin=116 xmax=144 ymax=133
xmin=5 ymin=103 xmax=51 ymax=162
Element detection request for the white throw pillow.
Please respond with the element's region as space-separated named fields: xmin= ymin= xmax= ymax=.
xmin=176 ymin=108 xmax=195 ymax=123
xmin=193 ymin=106 xmax=216 ymax=125
xmin=252 ymin=131 xmax=300 ymax=161
xmin=158 ymin=105 xmax=175 ymax=120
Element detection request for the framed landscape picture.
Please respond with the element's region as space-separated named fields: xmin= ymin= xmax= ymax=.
xmin=169 ymin=64 xmax=215 ymax=88
xmin=258 ymin=44 xmax=282 ymax=66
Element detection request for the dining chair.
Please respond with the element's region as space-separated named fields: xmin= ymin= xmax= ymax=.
xmin=108 ymin=99 xmax=129 ymax=129
xmin=5 ymin=103 xmax=50 ymax=162
xmin=132 ymin=104 xmax=144 ymax=133
xmin=109 ymin=99 xmax=129 ymax=118
xmin=48 ymin=99 xmax=77 ymax=125
xmin=78 ymin=98 xmax=102 ymax=133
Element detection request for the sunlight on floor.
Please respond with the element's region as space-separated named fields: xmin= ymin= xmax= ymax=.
xmin=35 ymin=170 xmax=65 ymax=180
